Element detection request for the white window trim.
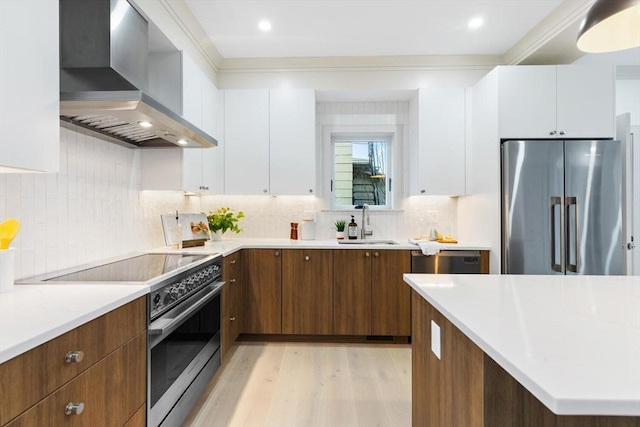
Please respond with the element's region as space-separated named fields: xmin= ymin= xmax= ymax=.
xmin=322 ymin=124 xmax=402 ymax=210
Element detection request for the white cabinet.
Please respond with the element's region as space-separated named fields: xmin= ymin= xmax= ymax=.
xmin=270 ymin=89 xmax=316 ymax=195
xmin=0 ymin=0 xmax=59 ymax=173
xmin=224 ymin=89 xmax=316 ymax=195
xmin=499 ymin=65 xmax=614 ymax=139
xmin=140 ymin=147 xmax=222 ymax=193
xmin=415 ymin=87 xmax=468 ymax=195
xmin=224 ymin=90 xmax=270 ymax=194
xmin=142 ymin=52 xmax=222 ymax=193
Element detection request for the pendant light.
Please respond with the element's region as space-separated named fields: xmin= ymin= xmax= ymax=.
xmin=576 ymin=0 xmax=640 ymax=53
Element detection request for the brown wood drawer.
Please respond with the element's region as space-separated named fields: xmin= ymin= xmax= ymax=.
xmin=123 ymin=405 xmax=146 ymax=427
xmin=0 ymin=297 xmax=146 ymax=425
xmin=5 ymin=332 xmax=146 ymax=427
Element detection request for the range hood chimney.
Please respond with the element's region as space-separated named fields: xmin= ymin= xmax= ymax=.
xmin=59 ymin=0 xmax=217 ymax=149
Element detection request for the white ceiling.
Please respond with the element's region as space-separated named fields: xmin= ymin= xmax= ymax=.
xmin=184 ymin=0 xmax=569 ymax=60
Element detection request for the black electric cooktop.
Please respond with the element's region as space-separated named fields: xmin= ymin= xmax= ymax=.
xmin=45 ymin=254 xmax=208 ymax=283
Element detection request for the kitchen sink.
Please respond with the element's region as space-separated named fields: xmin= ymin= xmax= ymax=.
xmin=337 ymin=239 xmax=399 ymax=245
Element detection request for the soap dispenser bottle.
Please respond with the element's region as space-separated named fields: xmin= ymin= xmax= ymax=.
xmin=348 ymin=215 xmax=358 ymax=240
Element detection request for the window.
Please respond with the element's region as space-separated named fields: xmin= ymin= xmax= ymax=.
xmin=331 ymin=134 xmax=391 ymax=209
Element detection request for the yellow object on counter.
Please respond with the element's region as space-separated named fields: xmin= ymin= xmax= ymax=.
xmin=0 ymin=218 xmax=20 ymax=250
xmin=436 ymin=238 xmax=458 ymax=244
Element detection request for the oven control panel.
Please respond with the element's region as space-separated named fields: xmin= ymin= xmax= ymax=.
xmin=149 ymin=259 xmax=222 ymax=319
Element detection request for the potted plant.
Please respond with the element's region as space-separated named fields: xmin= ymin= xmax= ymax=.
xmin=206 ymin=207 xmax=245 ymax=240
xmin=334 ymin=219 xmax=346 ymax=240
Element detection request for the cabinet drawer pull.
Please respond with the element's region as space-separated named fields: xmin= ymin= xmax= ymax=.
xmin=304 ymin=256 xmax=310 ymax=261
xmin=365 ymin=252 xmax=370 ymax=257
xmin=230 ymin=317 xmax=236 ymax=321
xmin=420 ymin=189 xmax=426 ymax=194
xmin=65 ymin=402 xmax=84 ymax=416
xmin=230 ymin=260 xmax=237 ymax=264
xmin=274 ymin=251 xmax=280 ymax=257
xmin=64 ymin=350 xmax=84 ymax=363
xmin=559 ymin=130 xmax=566 ymax=136
xmin=230 ymin=278 xmax=236 ymax=283
xmin=549 ymin=130 xmax=557 ymax=136
xmin=374 ymin=252 xmax=379 ymax=257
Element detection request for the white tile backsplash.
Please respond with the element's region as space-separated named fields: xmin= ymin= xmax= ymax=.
xmin=0 ymin=127 xmax=188 ymax=280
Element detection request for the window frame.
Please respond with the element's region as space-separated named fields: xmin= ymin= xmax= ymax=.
xmin=322 ymin=125 xmax=401 ymax=211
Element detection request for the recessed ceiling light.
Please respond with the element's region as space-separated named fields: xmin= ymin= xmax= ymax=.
xmin=138 ymin=120 xmax=153 ymax=128
xmin=258 ymin=20 xmax=272 ymax=32
xmin=468 ymin=17 xmax=484 ymax=30
xmin=177 ymin=139 xmax=188 ymax=145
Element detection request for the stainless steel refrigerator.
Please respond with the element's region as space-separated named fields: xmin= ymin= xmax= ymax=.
xmin=501 ymin=139 xmax=623 ymax=275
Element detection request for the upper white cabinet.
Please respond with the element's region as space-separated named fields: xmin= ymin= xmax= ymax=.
xmin=499 ymin=65 xmax=614 ymax=139
xmin=143 ymin=52 xmax=222 ymax=193
xmin=224 ymin=89 xmax=316 ymax=195
xmin=269 ymin=89 xmax=316 ymax=195
xmin=224 ymin=90 xmax=271 ymax=195
xmin=415 ymin=87 xmax=468 ymax=195
xmin=140 ymin=146 xmax=222 ymax=194
xmin=0 ymin=0 xmax=59 ymax=173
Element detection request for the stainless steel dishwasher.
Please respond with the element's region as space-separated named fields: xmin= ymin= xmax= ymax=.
xmin=411 ymin=250 xmax=482 ymax=274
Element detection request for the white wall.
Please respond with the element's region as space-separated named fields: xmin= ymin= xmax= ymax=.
xmin=617 ymin=79 xmax=640 ymax=126
xmin=0 ymin=126 xmax=189 ymax=280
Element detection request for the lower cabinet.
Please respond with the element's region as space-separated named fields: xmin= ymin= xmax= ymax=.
xmin=371 ymin=250 xmax=411 ymax=336
xmin=6 ymin=333 xmax=146 ymax=427
xmin=333 ymin=249 xmax=372 ymax=335
xmin=282 ymin=249 xmax=333 ymax=334
xmin=243 ymin=249 xmax=282 ymax=334
xmin=239 ymin=248 xmax=412 ymax=338
xmin=221 ymin=250 xmax=243 ymax=363
xmin=0 ymin=297 xmax=147 ymax=427
xmin=334 ymin=249 xmax=411 ymax=336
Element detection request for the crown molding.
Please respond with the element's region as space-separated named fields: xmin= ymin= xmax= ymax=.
xmin=217 ymin=55 xmax=504 ymax=74
xmin=504 ymin=0 xmax=595 ymax=65
xmin=158 ymin=0 xmax=224 ymax=72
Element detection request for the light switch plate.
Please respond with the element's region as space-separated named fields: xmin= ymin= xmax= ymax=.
xmin=431 ymin=320 xmax=441 ymax=359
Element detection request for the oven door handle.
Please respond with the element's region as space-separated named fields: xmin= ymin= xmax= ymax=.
xmin=149 ymin=282 xmax=224 ymax=337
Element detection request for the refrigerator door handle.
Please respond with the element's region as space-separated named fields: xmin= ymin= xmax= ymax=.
xmin=566 ymin=196 xmax=578 ymax=273
xmin=551 ymin=197 xmax=563 ymax=272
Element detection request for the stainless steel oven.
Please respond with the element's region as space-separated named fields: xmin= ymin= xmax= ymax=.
xmin=148 ymin=255 xmax=223 ymax=427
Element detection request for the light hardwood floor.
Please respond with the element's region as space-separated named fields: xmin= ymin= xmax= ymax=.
xmin=183 ymin=342 xmax=412 ymax=427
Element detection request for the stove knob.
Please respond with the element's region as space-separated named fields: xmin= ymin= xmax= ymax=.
xmin=153 ymin=294 xmax=161 ymax=307
xmin=169 ymin=287 xmax=179 ymax=301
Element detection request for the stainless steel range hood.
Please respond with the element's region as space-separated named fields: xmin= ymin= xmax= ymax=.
xmin=59 ymin=0 xmax=217 ymax=149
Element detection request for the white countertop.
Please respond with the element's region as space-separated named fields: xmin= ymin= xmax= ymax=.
xmin=0 ymin=284 xmax=147 ymax=363
xmin=154 ymin=237 xmax=490 ymax=257
xmin=404 ymin=274 xmax=640 ymax=416
xmin=0 ymin=238 xmax=489 ymax=365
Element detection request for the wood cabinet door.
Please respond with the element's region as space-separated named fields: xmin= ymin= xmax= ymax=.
xmin=6 ymin=333 xmax=146 ymax=427
xmin=243 ymin=249 xmax=282 ymax=334
xmin=333 ymin=249 xmax=371 ymax=335
xmin=371 ymin=250 xmax=411 ymax=336
xmin=222 ymin=251 xmax=242 ymax=361
xmin=282 ymin=249 xmax=333 ymax=334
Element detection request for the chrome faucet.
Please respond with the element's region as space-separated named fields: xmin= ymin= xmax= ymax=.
xmin=356 ymin=204 xmax=373 ymax=239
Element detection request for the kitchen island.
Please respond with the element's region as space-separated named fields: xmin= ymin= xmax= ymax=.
xmin=404 ymin=274 xmax=640 ymax=426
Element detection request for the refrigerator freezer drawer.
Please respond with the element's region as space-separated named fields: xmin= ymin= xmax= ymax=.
xmin=411 ymin=250 xmax=482 ymax=274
